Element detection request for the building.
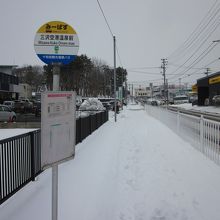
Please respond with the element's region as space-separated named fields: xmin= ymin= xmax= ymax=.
xmin=134 ymin=87 xmax=149 ymax=97
xmin=197 ymin=71 xmax=220 ymax=106
xmin=0 ymin=65 xmax=19 ymax=103
xmin=19 ymin=83 xmax=32 ymax=99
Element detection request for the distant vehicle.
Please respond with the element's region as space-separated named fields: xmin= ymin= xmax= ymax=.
xmin=101 ymin=101 xmax=112 ymax=110
xmin=173 ymin=95 xmax=189 ymax=104
xmin=212 ymin=95 xmax=220 ymax=106
xmin=188 ymin=92 xmax=197 ymax=103
xmin=0 ymin=104 xmax=16 ymax=122
xmin=35 ymin=102 xmax=41 ymax=117
xmin=3 ymin=101 xmax=15 ymax=110
xmin=14 ymin=99 xmax=33 ymax=113
xmin=151 ymin=100 xmax=158 ymax=106
xmin=20 ymin=99 xmax=33 ymax=111
xmin=14 ymin=100 xmax=25 ymax=113
xmin=204 ymin=98 xmax=209 ymax=106
xmin=192 ymin=99 xmax=198 ymax=106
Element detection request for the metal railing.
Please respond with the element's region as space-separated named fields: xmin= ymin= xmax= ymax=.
xmin=0 ymin=130 xmax=41 ymax=205
xmin=0 ymin=110 xmax=108 ymax=205
xmin=145 ymin=104 xmax=220 ymax=165
xmin=76 ymin=110 xmax=109 ymax=144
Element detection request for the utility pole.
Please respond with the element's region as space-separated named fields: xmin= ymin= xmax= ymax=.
xmin=205 ymin=68 xmax=210 ymax=76
xmin=179 ymin=78 xmax=181 ymax=94
xmin=132 ymin=84 xmax=134 ymax=98
xmin=125 ymin=79 xmax=128 ymax=105
xmin=113 ymin=36 xmax=117 ymax=122
xmin=121 ymin=71 xmax=123 ymax=110
xmin=161 ymin=58 xmax=168 ymax=103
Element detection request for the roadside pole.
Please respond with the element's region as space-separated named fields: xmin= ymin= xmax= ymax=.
xmin=113 ymin=36 xmax=117 ymax=122
xmin=52 ymin=63 xmax=60 ymax=220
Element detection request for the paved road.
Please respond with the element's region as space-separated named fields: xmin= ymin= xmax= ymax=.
xmin=16 ymin=113 xmax=40 ymax=122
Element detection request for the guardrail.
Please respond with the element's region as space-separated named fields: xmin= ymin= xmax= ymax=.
xmin=0 ymin=110 xmax=108 ymax=205
xmin=145 ymin=104 xmax=220 ymax=165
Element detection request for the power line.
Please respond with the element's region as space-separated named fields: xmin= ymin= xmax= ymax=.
xmin=128 ymin=70 xmax=162 ymax=75
xmin=178 ymin=58 xmax=220 ymax=79
xmin=170 ymin=10 xmax=220 ymax=63
xmin=128 ymin=77 xmax=164 ymax=84
xmin=96 ymin=0 xmax=114 ymax=37
xmin=128 ymin=70 xmax=177 ymax=76
xmin=167 ymin=19 xmax=220 ymax=78
xmin=96 ymin=0 xmax=124 ymax=69
xmin=169 ymin=43 xmax=219 ymax=83
xmin=168 ymin=63 xmax=205 ymax=70
xmin=167 ymin=0 xmax=219 ymax=60
xmin=127 ymin=66 xmax=160 ymax=70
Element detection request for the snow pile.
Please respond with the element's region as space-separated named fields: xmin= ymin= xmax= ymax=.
xmin=79 ymin=98 xmax=105 ymax=111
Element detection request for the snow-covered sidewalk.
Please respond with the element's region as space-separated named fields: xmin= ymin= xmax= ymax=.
xmin=1 ymin=103 xmax=220 ymax=220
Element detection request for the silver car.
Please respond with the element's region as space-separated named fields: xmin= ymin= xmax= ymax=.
xmin=0 ymin=105 xmax=16 ymax=122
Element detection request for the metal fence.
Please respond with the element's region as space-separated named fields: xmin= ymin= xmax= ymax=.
xmin=145 ymin=105 xmax=220 ymax=165
xmin=0 ymin=110 xmax=108 ymax=205
xmin=0 ymin=130 xmax=41 ymax=205
xmin=76 ymin=111 xmax=109 ymax=144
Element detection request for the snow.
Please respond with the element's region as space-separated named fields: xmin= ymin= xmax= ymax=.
xmin=171 ymin=103 xmax=220 ymax=114
xmin=0 ymin=128 xmax=37 ymax=140
xmin=1 ymin=103 xmax=220 ymax=220
xmin=77 ymin=97 xmax=106 ymax=118
xmin=79 ymin=98 xmax=105 ymax=111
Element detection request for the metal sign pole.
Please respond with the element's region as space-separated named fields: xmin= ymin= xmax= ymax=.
xmin=52 ymin=63 xmax=60 ymax=220
xmin=52 ymin=165 xmax=58 ymax=220
xmin=35 ymin=20 xmax=79 ymax=220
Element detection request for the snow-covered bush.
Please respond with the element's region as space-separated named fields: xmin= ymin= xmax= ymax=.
xmin=79 ymin=98 xmax=105 ymax=111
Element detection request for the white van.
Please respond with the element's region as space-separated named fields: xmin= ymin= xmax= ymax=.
xmin=173 ymin=95 xmax=189 ymax=104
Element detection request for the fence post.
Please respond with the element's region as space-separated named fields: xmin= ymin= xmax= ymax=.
xmin=200 ymin=115 xmax=204 ymax=153
xmin=106 ymin=110 xmax=109 ymax=122
xmin=0 ymin=143 xmax=2 ymax=201
xmin=30 ymin=132 xmax=36 ymax=181
xmin=89 ymin=114 xmax=92 ymax=134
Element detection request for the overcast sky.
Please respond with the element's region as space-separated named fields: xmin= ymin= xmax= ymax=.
xmin=1 ymin=0 xmax=220 ymax=87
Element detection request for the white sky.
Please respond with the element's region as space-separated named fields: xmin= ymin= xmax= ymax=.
xmin=1 ymin=103 xmax=220 ymax=219
xmin=1 ymin=0 xmax=220 ymax=87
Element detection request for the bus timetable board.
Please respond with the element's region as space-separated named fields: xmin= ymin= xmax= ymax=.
xmin=41 ymin=91 xmax=76 ymax=169
xmin=34 ymin=21 xmax=79 ymax=65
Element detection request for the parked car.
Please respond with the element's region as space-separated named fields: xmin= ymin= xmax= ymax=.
xmin=3 ymin=101 xmax=15 ymax=110
xmin=14 ymin=100 xmax=25 ymax=113
xmin=35 ymin=102 xmax=41 ymax=117
xmin=212 ymin=95 xmax=220 ymax=106
xmin=0 ymin=104 xmax=16 ymax=122
xmin=20 ymin=99 xmax=33 ymax=113
xmin=13 ymin=99 xmax=33 ymax=113
xmin=151 ymin=100 xmax=158 ymax=106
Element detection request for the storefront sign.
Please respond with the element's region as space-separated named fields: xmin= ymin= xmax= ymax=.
xmin=209 ymin=76 xmax=220 ymax=85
